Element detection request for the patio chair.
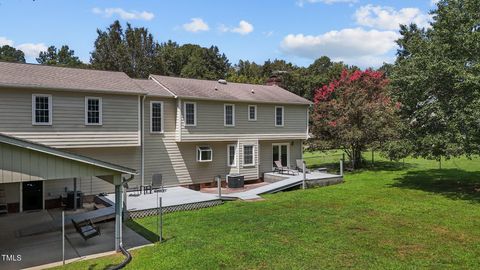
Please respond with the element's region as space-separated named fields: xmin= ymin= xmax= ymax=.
xmin=274 ymin=160 xmax=297 ymax=175
xmin=296 ymin=159 xmax=311 ymax=174
xmin=144 ymin=173 xmax=165 ymax=194
xmin=72 ymin=219 xmax=101 ymax=241
xmin=124 ymin=182 xmax=141 ymax=197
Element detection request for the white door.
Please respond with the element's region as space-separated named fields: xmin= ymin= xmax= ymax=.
xmin=272 ymin=143 xmax=289 ymax=169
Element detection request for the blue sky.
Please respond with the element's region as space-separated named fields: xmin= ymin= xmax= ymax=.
xmin=0 ymin=0 xmax=437 ymax=68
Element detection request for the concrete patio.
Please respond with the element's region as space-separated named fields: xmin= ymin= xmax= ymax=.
xmin=0 ymin=210 xmax=151 ymax=270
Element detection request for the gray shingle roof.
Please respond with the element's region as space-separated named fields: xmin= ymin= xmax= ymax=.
xmin=0 ymin=61 xmax=144 ymax=94
xmin=150 ymin=75 xmax=312 ymax=105
xmin=132 ymin=79 xmax=173 ymax=97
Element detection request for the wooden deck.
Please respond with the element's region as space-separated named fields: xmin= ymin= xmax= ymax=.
xmin=224 ymin=171 xmax=343 ymax=200
xmin=105 ymin=186 xmax=223 ymax=218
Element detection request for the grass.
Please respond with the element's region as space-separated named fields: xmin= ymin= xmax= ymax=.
xmin=55 ymin=154 xmax=480 ymax=269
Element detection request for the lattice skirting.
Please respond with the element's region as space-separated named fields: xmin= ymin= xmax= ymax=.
xmin=126 ymin=199 xmax=224 ymax=219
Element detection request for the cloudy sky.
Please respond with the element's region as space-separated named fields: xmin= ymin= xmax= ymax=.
xmin=0 ymin=0 xmax=437 ymax=68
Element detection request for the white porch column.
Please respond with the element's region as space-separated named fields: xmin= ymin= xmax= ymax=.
xmin=114 ymin=175 xmax=123 ymax=252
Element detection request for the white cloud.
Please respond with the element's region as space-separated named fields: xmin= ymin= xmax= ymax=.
xmin=263 ymin=31 xmax=274 ymax=37
xmin=296 ymin=0 xmax=357 ymax=7
xmin=17 ymin=43 xmax=48 ymax=57
xmin=182 ymin=18 xmax=210 ymax=33
xmin=219 ymin=20 xmax=254 ymax=35
xmin=0 ymin=37 xmax=47 ymax=57
xmin=280 ymin=28 xmax=399 ymax=67
xmin=92 ymin=7 xmax=154 ymax=21
xmin=355 ymin=5 xmax=431 ymax=30
xmin=431 ymin=0 xmax=440 ymax=6
xmin=0 ymin=37 xmax=14 ymax=46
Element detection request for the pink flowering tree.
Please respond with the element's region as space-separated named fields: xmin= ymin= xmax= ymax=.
xmin=310 ymin=69 xmax=402 ymax=169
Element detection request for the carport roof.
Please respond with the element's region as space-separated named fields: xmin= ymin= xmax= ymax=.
xmin=0 ymin=133 xmax=137 ymax=175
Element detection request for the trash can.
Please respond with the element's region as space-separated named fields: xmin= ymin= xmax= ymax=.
xmin=227 ymin=174 xmax=244 ymax=188
xmin=66 ymin=191 xmax=83 ymax=209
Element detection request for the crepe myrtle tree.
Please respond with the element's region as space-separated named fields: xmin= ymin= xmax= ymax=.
xmin=310 ymin=69 xmax=402 ymax=169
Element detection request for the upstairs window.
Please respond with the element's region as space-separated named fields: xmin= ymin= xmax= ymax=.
xmin=150 ymin=101 xmax=164 ymax=133
xmin=275 ymin=106 xmax=284 ymax=127
xmin=197 ymin=146 xmax=213 ymax=162
xmin=248 ymin=105 xmax=257 ymax=121
xmin=184 ymin=102 xmax=196 ymax=126
xmin=243 ymin=145 xmax=255 ymax=166
xmin=227 ymin=144 xmax=236 ymax=167
xmin=32 ymin=94 xmax=52 ymax=125
xmin=224 ymin=104 xmax=235 ymax=126
xmin=85 ymin=97 xmax=102 ymax=125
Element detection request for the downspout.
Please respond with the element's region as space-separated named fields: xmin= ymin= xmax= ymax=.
xmin=141 ymin=95 xmax=146 ymax=189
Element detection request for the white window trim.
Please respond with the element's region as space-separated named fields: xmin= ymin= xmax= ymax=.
xmin=196 ymin=146 xmax=213 ymax=162
xmin=184 ymin=101 xmax=197 ymax=127
xmin=32 ymin=94 xmax=52 ymax=126
xmin=84 ymin=96 xmax=103 ymax=126
xmin=150 ymin=101 xmax=164 ymax=133
xmin=224 ymin=104 xmax=235 ymax=127
xmin=272 ymin=143 xmax=290 ymax=170
xmin=275 ymin=106 xmax=284 ymax=127
xmin=227 ymin=144 xmax=237 ymax=167
xmin=248 ymin=105 xmax=257 ymax=121
xmin=242 ymin=145 xmax=255 ymax=167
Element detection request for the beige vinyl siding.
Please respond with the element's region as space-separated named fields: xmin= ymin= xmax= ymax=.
xmin=0 ymin=87 xmax=140 ymax=147
xmin=238 ymin=139 xmax=259 ymax=180
xmin=60 ymin=146 xmax=141 ymax=196
xmin=259 ymin=139 xmax=303 ymax=176
xmin=0 ymin=142 xmax=117 ymax=184
xmin=0 ymin=182 xmax=20 ymax=203
xmin=179 ymin=100 xmax=308 ymax=140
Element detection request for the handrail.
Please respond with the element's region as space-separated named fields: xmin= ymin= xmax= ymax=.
xmin=109 ymin=243 xmax=132 ymax=270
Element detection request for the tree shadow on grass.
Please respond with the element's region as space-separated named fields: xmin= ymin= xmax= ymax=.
xmin=126 ymin=219 xmax=174 ymax=244
xmin=392 ymin=169 xmax=480 ymax=203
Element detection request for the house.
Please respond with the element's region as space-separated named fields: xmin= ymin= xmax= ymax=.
xmin=0 ymin=61 xmax=311 ymax=213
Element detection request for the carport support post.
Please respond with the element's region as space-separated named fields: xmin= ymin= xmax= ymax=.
xmin=114 ymin=175 xmax=123 ymax=252
xmin=62 ymin=210 xmax=65 ymax=265
xmin=73 ymin=177 xmax=77 ymax=211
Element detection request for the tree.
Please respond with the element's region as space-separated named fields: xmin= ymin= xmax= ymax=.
xmin=391 ymin=0 xmax=480 ymax=161
xmin=91 ymin=20 xmax=130 ymax=73
xmin=179 ymin=45 xmax=230 ymax=80
xmin=36 ymin=45 xmax=84 ymax=67
xmin=0 ymin=45 xmax=25 ymax=63
xmin=310 ymin=69 xmax=401 ymax=169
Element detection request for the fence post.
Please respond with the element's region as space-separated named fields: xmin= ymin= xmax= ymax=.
xmin=62 ymin=210 xmax=65 ymax=265
xmin=216 ymin=175 xmax=222 ymax=198
xmin=302 ymin=162 xmax=306 ymax=190
xmin=340 ymin=159 xmax=344 ymax=177
xmin=159 ymin=197 xmax=163 ymax=243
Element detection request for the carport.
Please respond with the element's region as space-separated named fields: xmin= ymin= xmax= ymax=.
xmin=0 ymin=133 xmax=137 ymax=253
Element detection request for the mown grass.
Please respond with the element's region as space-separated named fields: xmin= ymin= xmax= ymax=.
xmin=55 ymin=154 xmax=480 ymax=269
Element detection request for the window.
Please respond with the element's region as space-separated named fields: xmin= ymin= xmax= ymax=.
xmin=248 ymin=105 xmax=257 ymax=121
xmin=224 ymin=104 xmax=235 ymax=126
xmin=197 ymin=146 xmax=213 ymax=162
xmin=227 ymin=144 xmax=236 ymax=167
xmin=150 ymin=101 xmax=164 ymax=133
xmin=243 ymin=145 xmax=255 ymax=166
xmin=184 ymin=102 xmax=196 ymax=126
xmin=85 ymin=97 xmax=102 ymax=125
xmin=32 ymin=94 xmax=52 ymax=125
xmin=275 ymin=106 xmax=284 ymax=127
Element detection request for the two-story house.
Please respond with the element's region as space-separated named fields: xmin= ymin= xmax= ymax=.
xmin=0 ymin=61 xmax=311 ymax=213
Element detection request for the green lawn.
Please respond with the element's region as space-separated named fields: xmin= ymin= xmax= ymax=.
xmin=56 ymin=154 xmax=480 ymax=269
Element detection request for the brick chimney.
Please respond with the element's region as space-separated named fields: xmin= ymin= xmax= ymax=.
xmin=266 ymin=74 xmax=282 ymax=86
